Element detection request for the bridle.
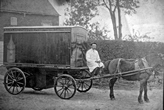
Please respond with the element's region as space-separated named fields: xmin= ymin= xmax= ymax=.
xmin=141 ymin=53 xmax=163 ymax=76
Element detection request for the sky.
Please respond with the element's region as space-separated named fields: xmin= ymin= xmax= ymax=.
xmin=49 ymin=0 xmax=164 ymax=42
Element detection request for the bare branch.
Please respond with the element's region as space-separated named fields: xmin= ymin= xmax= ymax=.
xmin=108 ymin=0 xmax=112 ymax=9
xmin=113 ymin=5 xmax=117 ymax=12
xmin=102 ymin=0 xmax=111 ymax=11
xmin=113 ymin=0 xmax=119 ymax=12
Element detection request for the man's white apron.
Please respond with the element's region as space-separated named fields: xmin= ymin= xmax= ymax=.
xmin=86 ymin=49 xmax=104 ymax=72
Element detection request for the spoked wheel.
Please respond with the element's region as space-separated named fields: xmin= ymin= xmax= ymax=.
xmin=76 ymin=70 xmax=92 ymax=92
xmin=4 ymin=68 xmax=26 ymax=95
xmin=54 ymin=74 xmax=76 ymax=99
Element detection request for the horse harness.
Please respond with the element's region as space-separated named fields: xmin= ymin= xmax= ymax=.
xmin=141 ymin=57 xmax=156 ymax=75
xmin=115 ymin=58 xmax=155 ymax=78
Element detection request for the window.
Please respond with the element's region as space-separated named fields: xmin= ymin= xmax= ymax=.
xmin=10 ymin=17 xmax=17 ymax=25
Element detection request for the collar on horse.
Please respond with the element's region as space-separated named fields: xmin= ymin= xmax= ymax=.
xmin=139 ymin=57 xmax=155 ymax=75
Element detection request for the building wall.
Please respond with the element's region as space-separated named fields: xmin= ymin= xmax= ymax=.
xmin=0 ymin=12 xmax=59 ymax=40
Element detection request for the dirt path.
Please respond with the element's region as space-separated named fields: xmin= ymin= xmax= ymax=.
xmin=0 ymin=73 xmax=163 ymax=110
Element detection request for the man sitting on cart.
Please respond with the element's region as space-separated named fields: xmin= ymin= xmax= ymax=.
xmin=86 ymin=42 xmax=104 ymax=76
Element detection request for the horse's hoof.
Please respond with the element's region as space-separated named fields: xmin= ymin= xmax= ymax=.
xmin=145 ymin=99 xmax=150 ymax=103
xmin=110 ymin=97 xmax=115 ymax=100
xmin=138 ymin=100 xmax=144 ymax=104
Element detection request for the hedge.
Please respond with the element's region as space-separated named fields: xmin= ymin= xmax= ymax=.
xmin=88 ymin=40 xmax=164 ymax=61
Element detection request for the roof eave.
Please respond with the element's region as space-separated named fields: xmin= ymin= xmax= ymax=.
xmin=0 ymin=9 xmax=59 ymax=17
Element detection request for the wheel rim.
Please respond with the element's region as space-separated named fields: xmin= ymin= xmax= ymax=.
xmin=54 ymin=75 xmax=76 ymax=99
xmin=4 ymin=68 xmax=26 ymax=95
xmin=76 ymin=70 xmax=92 ymax=92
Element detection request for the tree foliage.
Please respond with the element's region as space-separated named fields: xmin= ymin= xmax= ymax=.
xmin=64 ymin=0 xmax=110 ymax=40
xmin=89 ymin=22 xmax=110 ymax=40
xmin=63 ymin=0 xmax=140 ymax=40
xmin=119 ymin=0 xmax=140 ymax=14
xmin=64 ymin=0 xmax=98 ymax=28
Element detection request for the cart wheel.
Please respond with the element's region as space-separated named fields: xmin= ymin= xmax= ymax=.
xmin=54 ymin=74 xmax=76 ymax=99
xmin=4 ymin=68 xmax=26 ymax=95
xmin=76 ymin=70 xmax=92 ymax=92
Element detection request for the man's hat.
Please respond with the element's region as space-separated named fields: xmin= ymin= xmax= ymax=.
xmin=90 ymin=42 xmax=97 ymax=46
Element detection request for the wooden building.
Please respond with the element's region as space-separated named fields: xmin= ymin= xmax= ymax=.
xmin=0 ymin=0 xmax=59 ymax=40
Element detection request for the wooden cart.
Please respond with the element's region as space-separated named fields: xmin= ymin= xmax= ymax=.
xmin=3 ymin=26 xmax=153 ymax=100
xmin=3 ymin=26 xmax=92 ymax=99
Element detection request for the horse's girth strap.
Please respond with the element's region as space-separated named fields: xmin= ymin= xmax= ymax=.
xmin=116 ymin=58 xmax=122 ymax=75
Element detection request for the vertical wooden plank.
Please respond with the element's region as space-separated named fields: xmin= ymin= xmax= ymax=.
xmin=46 ymin=32 xmax=71 ymax=65
xmin=3 ymin=33 xmax=10 ymax=62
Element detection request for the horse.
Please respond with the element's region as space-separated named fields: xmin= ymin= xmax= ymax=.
xmin=102 ymin=53 xmax=163 ymax=104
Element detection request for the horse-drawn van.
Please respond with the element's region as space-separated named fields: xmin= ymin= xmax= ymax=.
xmin=3 ymin=26 xmax=163 ymax=103
xmin=3 ymin=26 xmax=92 ymax=99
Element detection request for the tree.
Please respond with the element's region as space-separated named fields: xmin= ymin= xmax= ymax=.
xmin=60 ymin=0 xmax=139 ymax=40
xmin=101 ymin=0 xmax=139 ymax=40
xmin=64 ymin=0 xmax=110 ymax=40
xmin=89 ymin=22 xmax=110 ymax=40
xmin=64 ymin=0 xmax=98 ymax=28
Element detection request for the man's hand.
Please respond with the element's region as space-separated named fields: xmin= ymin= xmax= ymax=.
xmin=95 ymin=61 xmax=101 ymax=63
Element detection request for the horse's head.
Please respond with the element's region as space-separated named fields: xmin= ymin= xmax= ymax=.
xmin=145 ymin=52 xmax=164 ymax=71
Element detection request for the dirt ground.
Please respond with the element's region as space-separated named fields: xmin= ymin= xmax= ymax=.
xmin=0 ymin=67 xmax=163 ymax=110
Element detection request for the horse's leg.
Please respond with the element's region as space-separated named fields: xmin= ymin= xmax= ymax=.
xmin=98 ymin=78 xmax=102 ymax=86
xmin=138 ymin=79 xmax=145 ymax=104
xmin=144 ymin=81 xmax=150 ymax=102
xmin=109 ymin=78 xmax=117 ymax=100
